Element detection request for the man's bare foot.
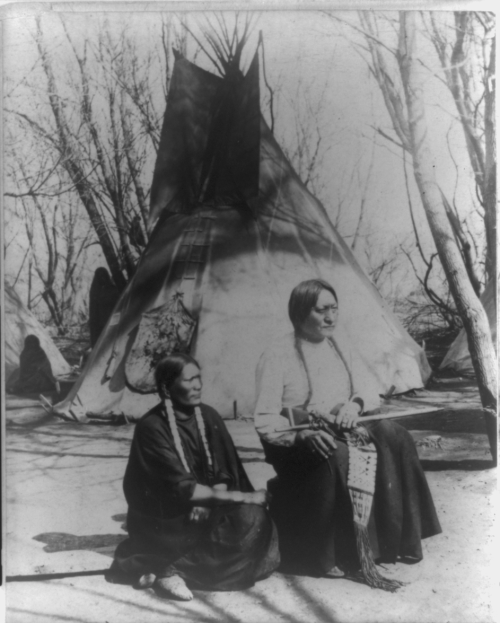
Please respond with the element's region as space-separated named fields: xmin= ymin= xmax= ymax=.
xmin=155 ymin=575 xmax=193 ymax=601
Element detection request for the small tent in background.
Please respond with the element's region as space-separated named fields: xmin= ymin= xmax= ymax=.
xmin=440 ymin=279 xmax=497 ymax=374
xmin=55 ymin=51 xmax=431 ymax=420
xmin=4 ymin=282 xmax=72 ymax=381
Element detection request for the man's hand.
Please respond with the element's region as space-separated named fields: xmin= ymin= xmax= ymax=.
xmin=334 ymin=402 xmax=361 ymax=430
xmin=309 ymin=409 xmax=336 ymax=426
xmin=296 ymin=429 xmax=337 ymax=459
xmin=189 ymin=506 xmax=211 ymax=523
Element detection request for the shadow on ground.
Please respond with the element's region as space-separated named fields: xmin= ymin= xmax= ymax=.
xmin=33 ymin=532 xmax=126 ymax=556
xmin=8 ymin=571 xmax=344 ymax=623
xmin=32 ymin=514 xmax=128 ymax=558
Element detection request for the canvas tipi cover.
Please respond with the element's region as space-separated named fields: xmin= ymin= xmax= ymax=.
xmin=440 ymin=279 xmax=497 ymax=374
xmin=56 ymin=53 xmax=430 ymax=420
xmin=4 ymin=283 xmax=72 ymax=379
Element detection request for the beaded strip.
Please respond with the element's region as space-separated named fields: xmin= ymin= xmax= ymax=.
xmin=195 ymin=407 xmax=213 ymax=469
xmin=163 ymin=398 xmax=212 ymax=473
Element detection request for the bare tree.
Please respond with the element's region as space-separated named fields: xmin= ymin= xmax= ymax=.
xmin=4 ymin=15 xmax=187 ymax=294
xmin=281 ymin=74 xmax=332 ymax=198
xmin=425 ymin=11 xmax=496 ymax=281
xmin=6 ymin=155 xmax=92 ymax=332
xmin=327 ymin=11 xmax=496 ymax=456
xmin=398 ymin=12 xmax=496 ymax=456
xmin=355 ymin=11 xmax=493 ymax=291
xmin=35 ymin=16 xmax=127 ymax=289
xmin=401 ymin=150 xmax=462 ymax=329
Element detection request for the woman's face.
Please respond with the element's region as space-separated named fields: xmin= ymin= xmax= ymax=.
xmin=169 ymin=363 xmax=202 ymax=407
xmin=299 ymin=289 xmax=338 ymax=342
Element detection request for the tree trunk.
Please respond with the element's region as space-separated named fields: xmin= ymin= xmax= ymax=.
xmin=36 ymin=19 xmax=127 ymax=291
xmin=120 ymin=95 xmax=149 ymax=229
xmin=64 ymin=157 xmax=127 ymax=291
xmin=398 ymin=12 xmax=497 ymax=460
xmin=28 ymin=259 xmax=32 ymax=310
xmin=483 ymin=33 xmax=496 ymax=281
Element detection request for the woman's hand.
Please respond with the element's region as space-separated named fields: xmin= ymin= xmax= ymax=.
xmin=190 ymin=485 xmax=270 ymax=508
xmin=334 ymin=402 xmax=361 ymax=430
xmin=243 ymin=489 xmax=270 ymax=507
xmin=296 ymin=429 xmax=337 ymax=459
xmin=189 ymin=506 xmax=211 ymax=523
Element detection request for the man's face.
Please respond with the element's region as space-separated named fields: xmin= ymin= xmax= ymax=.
xmin=300 ymin=289 xmax=338 ymax=341
xmin=170 ymin=363 xmax=202 ymax=406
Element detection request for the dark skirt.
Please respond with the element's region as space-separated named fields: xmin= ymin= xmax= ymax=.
xmin=7 ymin=367 xmax=56 ymax=395
xmin=263 ymin=420 xmax=442 ymax=575
xmin=112 ymin=504 xmax=280 ymax=591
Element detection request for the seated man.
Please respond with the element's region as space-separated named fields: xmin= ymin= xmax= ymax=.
xmin=254 ymin=279 xmax=441 ymax=590
xmin=110 ymin=353 xmax=279 ymax=601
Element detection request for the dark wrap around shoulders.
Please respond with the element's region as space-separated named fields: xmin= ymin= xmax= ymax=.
xmin=123 ymin=402 xmax=253 ymax=520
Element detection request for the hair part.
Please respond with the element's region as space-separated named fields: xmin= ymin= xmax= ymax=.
xmin=288 ymin=279 xmax=338 ymax=330
xmin=155 ymin=353 xmax=200 ymax=398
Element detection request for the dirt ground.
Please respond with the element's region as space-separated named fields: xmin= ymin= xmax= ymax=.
xmin=3 ymin=386 xmax=499 ymax=623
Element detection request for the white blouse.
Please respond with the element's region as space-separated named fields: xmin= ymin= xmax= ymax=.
xmin=254 ymin=333 xmax=368 ymax=446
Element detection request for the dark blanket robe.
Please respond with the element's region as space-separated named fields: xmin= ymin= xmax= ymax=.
xmin=112 ymin=403 xmax=279 ymax=590
xmin=89 ymin=268 xmax=120 ymax=347
xmin=263 ymin=419 xmax=442 ymax=575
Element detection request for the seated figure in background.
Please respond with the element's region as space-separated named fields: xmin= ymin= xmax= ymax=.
xmin=111 ymin=353 xmax=279 ymax=601
xmin=89 ymin=267 xmax=120 ymax=347
xmin=254 ymin=279 xmax=441 ymax=590
xmin=7 ymin=334 xmax=60 ymax=395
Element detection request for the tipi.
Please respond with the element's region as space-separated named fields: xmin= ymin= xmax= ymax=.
xmin=55 ymin=52 xmax=431 ymax=420
xmin=440 ymin=279 xmax=497 ymax=374
xmin=4 ymin=283 xmax=72 ymax=380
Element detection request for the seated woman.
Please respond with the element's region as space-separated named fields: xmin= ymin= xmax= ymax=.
xmin=254 ymin=279 xmax=441 ymax=590
xmin=7 ymin=334 xmax=60 ymax=395
xmin=111 ymin=353 xmax=280 ymax=601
